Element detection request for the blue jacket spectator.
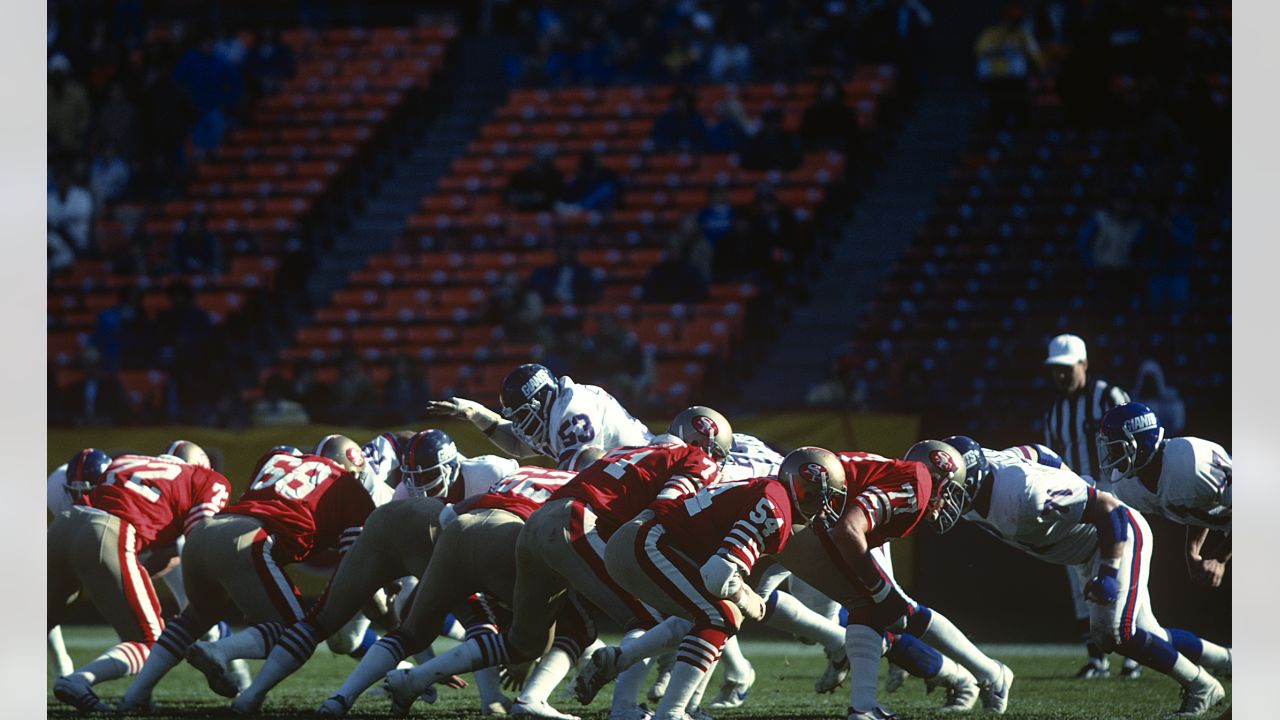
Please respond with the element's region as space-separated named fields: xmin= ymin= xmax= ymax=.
xmin=527 ymin=240 xmax=602 ymax=306
xmin=174 ymin=34 xmax=242 ymax=150
xmin=651 ymin=90 xmax=708 ymax=152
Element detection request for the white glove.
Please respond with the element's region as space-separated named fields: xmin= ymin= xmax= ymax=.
xmin=424 ymin=397 xmax=489 ymax=422
xmin=736 ymin=586 xmax=767 ymax=622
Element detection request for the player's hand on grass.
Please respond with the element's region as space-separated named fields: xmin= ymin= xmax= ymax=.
xmin=443 ymin=674 xmax=468 ymax=690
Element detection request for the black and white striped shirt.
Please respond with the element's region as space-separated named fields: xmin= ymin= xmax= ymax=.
xmin=1042 ymin=376 xmax=1130 ymax=482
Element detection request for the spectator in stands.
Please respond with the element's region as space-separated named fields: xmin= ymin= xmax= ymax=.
xmin=92 ymin=82 xmax=141 ymax=164
xmin=48 ymin=163 xmax=95 ymax=256
xmin=251 ymin=373 xmax=311 ymax=426
xmin=753 ymin=24 xmax=806 ymax=82
xmin=290 ymin=360 xmax=332 ymax=421
xmin=382 ymin=354 xmax=431 ymax=425
xmin=708 ymin=27 xmax=751 ymax=82
xmin=504 ymin=144 xmax=564 ymax=212
xmin=974 ymin=4 xmax=1044 ymax=129
xmin=800 ymin=77 xmax=862 ymax=154
xmin=330 ymin=346 xmax=377 ymax=426
xmin=705 ymin=97 xmax=754 ymax=153
xmin=485 ymin=271 xmax=554 ymax=346
xmin=48 ymin=53 xmax=90 ymax=157
xmin=739 ymin=106 xmax=803 ymax=172
xmin=660 ymin=27 xmax=702 ymax=82
xmin=92 ymin=286 xmax=153 ymax=374
xmin=1132 ymin=359 xmax=1185 ymax=436
xmin=527 ymin=238 xmax=602 ymax=306
xmin=174 ymin=29 xmax=242 ymax=152
xmin=651 ymin=89 xmax=708 ymax=153
xmin=698 ymin=186 xmax=737 ymax=250
xmin=583 ymin=314 xmax=651 ymax=408
xmin=559 ymin=151 xmax=623 ymax=212
xmin=89 ymin=143 xmax=130 ymax=205
xmin=727 ymin=183 xmax=805 ymax=299
xmin=156 ymin=281 xmax=214 ymax=416
xmin=112 ymin=230 xmax=153 ymax=278
xmin=65 ymin=346 xmax=129 ymax=427
xmin=1076 ymin=190 xmax=1148 ymax=305
xmin=244 ymin=26 xmax=297 ymax=99
xmin=171 ymin=212 xmax=223 ymax=275
xmin=1140 ymin=196 xmax=1195 ymax=314
xmin=642 ymin=233 xmax=709 ymax=304
xmin=139 ymin=49 xmax=194 ymax=195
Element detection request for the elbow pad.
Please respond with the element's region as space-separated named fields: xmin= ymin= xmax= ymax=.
xmin=1095 ymin=506 xmax=1130 ymax=547
xmin=700 ymin=554 xmax=743 ymax=599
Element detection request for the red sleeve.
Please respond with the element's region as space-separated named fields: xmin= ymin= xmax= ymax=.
xmin=858 ymin=461 xmax=932 ymax=545
xmin=658 ymin=447 xmax=721 ymax=502
xmin=717 ymin=482 xmax=792 ymax=572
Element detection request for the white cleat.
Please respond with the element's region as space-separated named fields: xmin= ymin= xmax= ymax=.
xmin=978 ymin=662 xmax=1014 ymax=714
xmin=608 ymin=705 xmax=655 ymax=720
xmin=188 ymin=640 xmax=240 ymax=699
xmin=847 ymin=704 xmax=897 ymax=720
xmin=1074 ymin=658 xmax=1111 ymax=679
xmin=510 ymin=698 xmax=582 ymax=720
xmin=575 ymin=646 xmax=623 ymax=705
xmin=884 ymin=663 xmax=907 ymax=694
xmin=685 ymin=707 xmax=714 ymax=720
xmin=229 ymin=658 xmax=253 ymax=693
xmin=937 ymin=669 xmax=980 ymax=713
xmin=647 ymin=653 xmax=675 ymax=702
xmin=383 ymin=669 xmax=423 ymax=716
xmin=53 ymin=675 xmax=113 ymax=713
xmin=1172 ymin=669 xmax=1225 ymax=717
xmin=816 ymin=644 xmax=849 ymax=694
xmin=315 ymin=694 xmax=353 ymax=717
xmin=1120 ymin=658 xmax=1142 ymax=680
xmin=707 ymin=663 xmax=756 ymax=709
xmin=481 ymin=694 xmax=514 ymax=716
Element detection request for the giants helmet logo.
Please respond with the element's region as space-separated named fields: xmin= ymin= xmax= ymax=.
xmin=930 ymin=450 xmax=957 ymax=474
xmin=801 ymin=462 xmax=829 ymax=483
xmin=692 ymin=414 xmax=719 ymax=437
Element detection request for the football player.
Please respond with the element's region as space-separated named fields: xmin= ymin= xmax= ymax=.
xmin=48 ymin=448 xmax=233 ymax=712
xmin=600 ymin=474 xmax=795 ymax=720
xmin=117 ymin=435 xmax=389 ymax=711
xmin=933 ymin=435 xmax=1231 ymax=717
xmin=1097 ymin=402 xmax=1231 ymax=586
xmin=47 ymin=449 xmax=110 ymax=679
xmin=385 ymin=418 xmax=729 ymax=720
xmin=321 ymin=455 xmax=602 ymax=719
xmin=425 ymin=363 xmax=653 ymax=469
xmin=774 ymin=444 xmax=1012 ymax=719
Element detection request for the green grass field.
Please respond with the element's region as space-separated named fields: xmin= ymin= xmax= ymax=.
xmin=49 ymin=628 xmax=1229 ymax=719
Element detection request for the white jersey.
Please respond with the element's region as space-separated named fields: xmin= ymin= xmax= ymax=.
xmin=1109 ymin=437 xmax=1231 ymax=530
xmin=535 ymin=376 xmax=653 ymax=464
xmin=722 ymin=433 xmax=784 ymax=481
xmin=362 ymin=433 xmax=404 ymax=489
xmin=391 ymin=453 xmax=521 ymax=501
xmin=47 ymin=464 xmax=75 ymax=515
xmin=962 ymin=449 xmax=1099 ymax=566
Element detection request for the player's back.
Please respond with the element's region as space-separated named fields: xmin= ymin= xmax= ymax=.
xmin=835 ymin=451 xmax=933 ymax=545
xmin=722 ymin=433 xmax=783 ymax=480
xmin=547 ymin=377 xmax=653 ymax=464
xmin=550 ymin=442 xmax=719 ymax=537
xmin=80 ymin=454 xmax=232 ymax=547
xmin=226 ymin=453 xmax=378 ymax=563
xmin=1114 ymin=436 xmax=1231 ymax=528
xmin=457 ymin=465 xmax=578 ymax=520
xmin=969 ymin=452 xmax=1099 ymax=566
xmin=652 ymin=476 xmax=793 ymax=563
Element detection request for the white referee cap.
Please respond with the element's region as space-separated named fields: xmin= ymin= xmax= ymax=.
xmin=1044 ymin=334 xmax=1087 ymax=365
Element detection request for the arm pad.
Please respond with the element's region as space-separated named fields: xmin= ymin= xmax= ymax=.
xmin=700 ymin=554 xmax=744 ymax=599
xmin=1096 ymin=506 xmax=1130 ymax=547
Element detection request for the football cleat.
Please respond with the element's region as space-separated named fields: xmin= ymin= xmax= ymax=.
xmin=816 ymin=644 xmax=849 ymax=694
xmin=383 ymin=669 xmax=422 ymax=716
xmin=1172 ymin=669 xmax=1225 ymax=717
xmin=647 ymin=652 xmax=676 ymax=702
xmin=575 ymin=646 xmax=623 ymax=705
xmin=482 ymin=695 xmax=514 ymax=716
xmin=885 ymin=663 xmax=908 ymax=693
xmin=607 ymin=705 xmax=655 ymax=720
xmin=1074 ymin=658 xmax=1111 ymax=679
xmin=230 ymin=689 xmax=265 ymax=716
xmin=937 ymin=670 xmax=979 ymax=713
xmin=1205 ymin=648 xmax=1232 ymax=678
xmin=114 ymin=691 xmax=156 ymax=714
xmin=708 ymin=663 xmax=756 ymax=709
xmin=53 ymin=675 xmax=113 ymax=713
xmin=316 ymin=694 xmax=354 ymax=717
xmin=978 ymin=662 xmax=1014 ymax=714
xmin=847 ymin=704 xmax=898 ymax=720
xmin=187 ymin=640 xmax=241 ymax=699
xmin=684 ymin=707 xmax=714 ymax=720
xmin=1120 ymin=658 xmax=1142 ymax=680
xmin=511 ymin=698 xmax=582 ymax=720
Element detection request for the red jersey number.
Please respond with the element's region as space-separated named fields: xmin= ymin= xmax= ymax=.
xmin=490 ymin=467 xmax=575 ymax=505
xmin=682 ymin=478 xmax=752 ymax=517
xmin=104 ymin=457 xmax=184 ymax=503
xmin=250 ymin=456 xmax=336 ymax=500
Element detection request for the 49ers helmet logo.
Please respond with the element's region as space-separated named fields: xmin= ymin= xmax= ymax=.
xmin=930 ymin=450 xmax=957 ymax=474
xmin=692 ymin=414 xmax=719 ymax=437
xmin=346 ymin=447 xmax=366 ymax=468
xmin=801 ymin=462 xmax=829 ymax=483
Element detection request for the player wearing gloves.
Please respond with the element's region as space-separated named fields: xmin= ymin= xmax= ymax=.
xmin=385 ymin=411 xmax=729 ymax=720
xmin=935 ymin=435 xmax=1231 ymax=717
xmin=49 ymin=448 xmax=232 ymax=712
xmin=425 ymin=363 xmax=652 ymax=469
xmin=118 ymin=436 xmax=389 ymax=712
xmin=1097 ymin=402 xmax=1232 ymax=586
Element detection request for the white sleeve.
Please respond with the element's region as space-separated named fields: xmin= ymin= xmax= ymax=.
xmin=361 ymin=435 xmax=400 ymax=487
xmin=47 ymin=466 xmax=72 ymax=515
xmin=460 ymin=455 xmax=522 ymax=498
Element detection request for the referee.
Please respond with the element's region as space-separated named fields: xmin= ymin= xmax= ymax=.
xmin=1040 ymin=333 xmax=1141 ymax=680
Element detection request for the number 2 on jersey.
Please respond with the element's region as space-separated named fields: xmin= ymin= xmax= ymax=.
xmin=105 ymin=457 xmax=183 ymax=502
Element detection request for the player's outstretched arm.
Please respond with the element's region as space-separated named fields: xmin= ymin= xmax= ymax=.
xmin=423 ymin=397 xmax=538 ymax=458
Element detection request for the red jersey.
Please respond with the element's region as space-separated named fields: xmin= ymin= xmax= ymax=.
xmin=80 ymin=455 xmax=232 ymax=548
xmin=223 ymin=453 xmax=377 ymax=564
xmin=836 ymin=451 xmax=933 ymax=546
xmin=456 ymin=466 xmax=578 ymax=520
xmin=550 ymin=442 xmax=721 ymax=539
xmin=651 ymin=477 xmax=792 ymax=573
